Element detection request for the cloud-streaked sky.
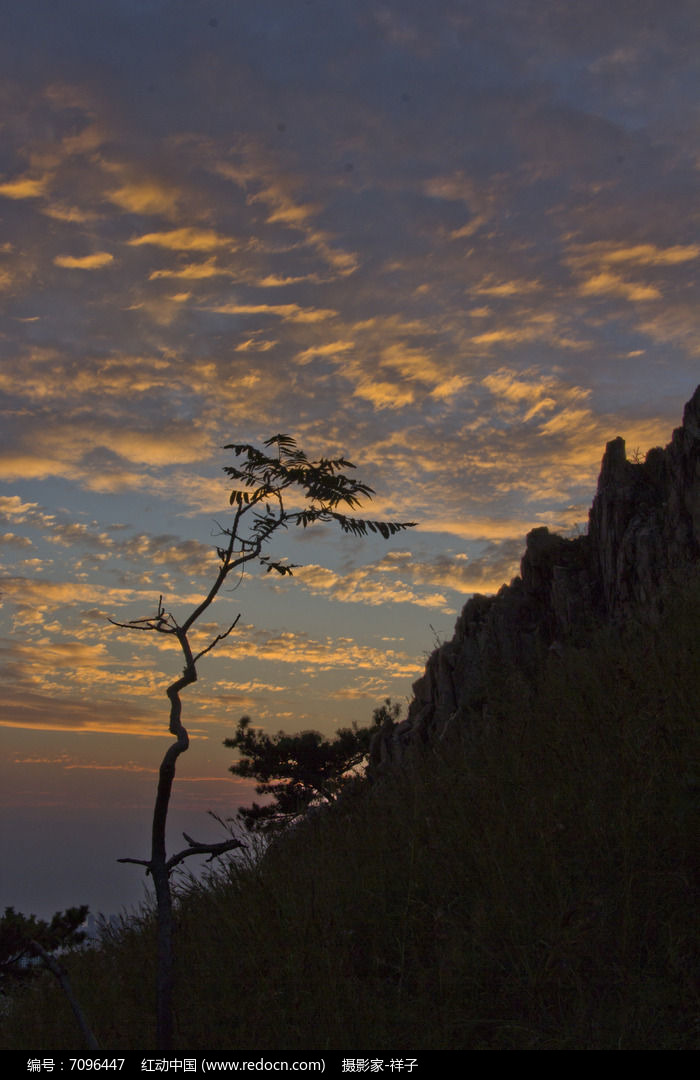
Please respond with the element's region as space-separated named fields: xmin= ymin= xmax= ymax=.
xmin=1 ymin=0 xmax=699 ymax=918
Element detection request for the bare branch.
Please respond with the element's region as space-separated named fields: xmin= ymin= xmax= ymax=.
xmin=107 ymin=616 xmax=176 ymax=633
xmin=166 ymin=834 xmax=245 ymax=872
xmin=193 ymin=613 xmax=241 ymax=664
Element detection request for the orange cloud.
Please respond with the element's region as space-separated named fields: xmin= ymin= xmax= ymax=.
xmin=295 ymin=341 xmax=355 ymax=365
xmin=42 ymin=203 xmax=99 ymax=223
xmin=149 ymin=259 xmax=232 ymax=280
xmin=578 ymin=271 xmax=660 ymax=301
xmin=129 ymin=228 xmax=234 ymax=251
xmin=209 ymin=302 xmax=337 ymax=323
xmin=0 ymin=175 xmax=48 ymax=199
xmin=475 ymin=278 xmax=542 ymax=296
xmin=53 ymin=252 xmax=114 ymax=269
xmin=106 ymin=180 xmax=179 ymax=215
xmin=570 ymin=241 xmax=700 ymax=268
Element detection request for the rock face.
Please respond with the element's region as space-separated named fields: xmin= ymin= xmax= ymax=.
xmin=373 ymin=385 xmax=700 ymax=770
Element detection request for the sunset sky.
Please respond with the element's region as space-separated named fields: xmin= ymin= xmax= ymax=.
xmin=1 ymin=0 xmax=699 ymax=920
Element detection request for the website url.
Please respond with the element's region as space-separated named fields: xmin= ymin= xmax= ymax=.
xmin=202 ymin=1062 xmax=324 ymax=1073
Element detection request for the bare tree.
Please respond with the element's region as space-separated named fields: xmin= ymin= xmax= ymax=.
xmin=110 ymin=435 xmax=415 ymax=1052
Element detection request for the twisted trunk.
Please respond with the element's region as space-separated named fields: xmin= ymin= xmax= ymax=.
xmin=150 ymin=634 xmax=193 ymax=1053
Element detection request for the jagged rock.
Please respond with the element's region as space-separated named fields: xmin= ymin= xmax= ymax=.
xmin=375 ymin=384 xmax=700 ymax=769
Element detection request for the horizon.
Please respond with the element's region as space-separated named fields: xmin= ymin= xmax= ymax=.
xmin=1 ymin=0 xmax=699 ymax=920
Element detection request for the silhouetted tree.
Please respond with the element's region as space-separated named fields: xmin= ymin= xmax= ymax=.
xmin=110 ymin=436 xmax=415 ymax=1052
xmin=0 ymin=905 xmax=98 ymax=1051
xmin=226 ymin=699 xmax=402 ymax=831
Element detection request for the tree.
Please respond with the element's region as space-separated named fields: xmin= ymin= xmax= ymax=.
xmin=0 ymin=905 xmax=99 ymax=1051
xmin=110 ymin=435 xmax=415 ymax=1052
xmin=226 ymin=699 xmax=402 ymax=832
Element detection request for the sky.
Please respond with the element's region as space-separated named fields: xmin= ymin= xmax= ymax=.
xmin=1 ymin=0 xmax=699 ymax=921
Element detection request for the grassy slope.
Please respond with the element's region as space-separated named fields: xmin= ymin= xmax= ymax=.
xmin=4 ymin=576 xmax=699 ymax=1052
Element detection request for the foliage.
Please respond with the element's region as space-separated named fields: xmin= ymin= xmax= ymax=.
xmin=226 ymin=699 xmax=402 ymax=831
xmin=0 ymin=905 xmax=99 ymax=1052
xmin=108 ymin=436 xmax=415 ymax=1052
xmin=0 ymin=905 xmax=88 ymax=987
xmin=223 ymin=435 xmax=414 ymax=560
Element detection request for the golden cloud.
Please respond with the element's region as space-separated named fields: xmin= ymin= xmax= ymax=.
xmin=570 ymin=242 xmax=700 ymax=268
xmin=472 ymin=327 xmax=537 ymax=346
xmin=449 ymin=216 xmax=488 ymax=239
xmin=129 ymin=228 xmax=234 ymax=251
xmin=106 ymin=180 xmax=180 ymax=215
xmin=0 ymin=705 xmax=167 ymax=738
xmin=215 ymin=630 xmax=421 ymax=678
xmin=0 ymin=175 xmax=48 ymax=199
xmin=605 ymin=244 xmax=700 ymax=265
xmin=417 ymin=516 xmax=540 ymax=540
xmin=105 ymin=427 xmax=211 ymax=466
xmin=42 ymin=203 xmax=99 ymax=223
xmin=475 ymin=278 xmax=542 ymax=297
xmin=234 ymin=338 xmax=278 ymax=352
xmin=209 ymin=302 xmax=337 ymax=323
xmin=53 ymin=252 xmax=114 ymax=269
xmin=0 ymin=453 xmax=74 ymax=481
xmin=149 ymin=259 xmax=232 ymax=280
xmin=0 ymin=495 xmax=52 ymax=523
xmin=295 ymin=562 xmax=450 ymax=611
xmin=257 ymin=274 xmax=319 ymax=287
xmin=353 ymin=377 xmax=415 ymax=410
xmin=295 ymin=340 xmax=355 ymax=365
xmin=378 ymin=343 xmax=469 ymax=399
xmin=578 ymin=271 xmax=660 ymax=301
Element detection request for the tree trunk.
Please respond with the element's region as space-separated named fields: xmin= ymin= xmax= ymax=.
xmin=151 ymin=735 xmax=185 ymax=1053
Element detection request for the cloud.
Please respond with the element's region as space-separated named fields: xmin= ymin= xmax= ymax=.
xmin=105 ymin=179 xmax=181 ymax=216
xmin=53 ymin=252 xmax=114 ymax=270
xmin=128 ymin=228 xmax=235 ymax=251
xmin=215 ymin=159 xmax=358 ymax=276
xmin=211 ymin=624 xmax=422 ymax=679
xmin=602 ymin=244 xmax=700 ymax=266
xmin=341 ymin=367 xmax=416 ymax=410
xmin=42 ymin=203 xmax=100 ymax=223
xmin=0 ymin=175 xmax=48 ymax=199
xmin=0 ymin=532 xmax=33 ymax=548
xmin=565 ymin=242 xmax=699 ymax=304
xmin=294 ymin=561 xmax=449 ymax=610
xmin=291 ymin=542 xmax=527 ymax=611
xmin=577 ymin=271 xmax=660 ymax=302
xmin=103 ymin=427 xmax=211 ymax=467
xmin=148 ymin=259 xmax=233 ymax=280
xmin=208 ymin=303 xmax=337 ymax=324
xmin=475 ymin=278 xmax=542 ymax=297
xmin=0 ymin=686 xmax=166 ymax=737
xmin=0 ymin=496 xmax=55 ymax=528
xmin=295 ymin=341 xmax=355 ymax=365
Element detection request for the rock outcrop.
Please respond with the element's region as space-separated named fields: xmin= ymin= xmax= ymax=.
xmin=373 ymin=384 xmax=700 ymax=770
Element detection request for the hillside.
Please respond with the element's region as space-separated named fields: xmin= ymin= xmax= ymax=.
xmin=3 ymin=389 xmax=699 ymax=1052
xmin=376 ymin=384 xmax=700 ymax=767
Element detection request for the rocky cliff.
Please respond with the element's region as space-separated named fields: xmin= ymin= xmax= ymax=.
xmin=373 ymin=384 xmax=700 ymax=770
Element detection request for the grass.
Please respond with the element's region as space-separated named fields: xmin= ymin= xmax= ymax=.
xmin=3 ymin=574 xmax=699 ymax=1052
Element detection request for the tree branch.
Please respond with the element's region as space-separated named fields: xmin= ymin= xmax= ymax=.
xmin=193 ymin=613 xmax=241 ymax=664
xmin=166 ymin=834 xmax=245 ymax=872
